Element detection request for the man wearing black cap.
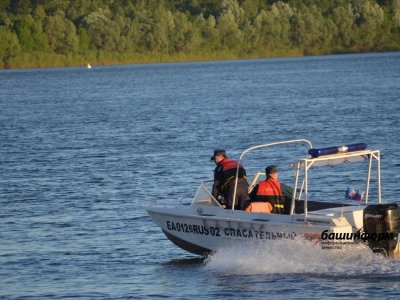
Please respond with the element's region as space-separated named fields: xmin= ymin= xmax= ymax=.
xmin=211 ymin=149 xmax=249 ymax=210
xmin=248 ymin=165 xmax=292 ymax=214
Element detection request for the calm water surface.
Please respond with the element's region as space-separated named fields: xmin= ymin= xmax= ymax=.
xmin=1 ymin=52 xmax=400 ymax=299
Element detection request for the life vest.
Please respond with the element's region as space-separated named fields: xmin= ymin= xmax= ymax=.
xmin=255 ymin=178 xmax=285 ymax=213
xmin=219 ymin=158 xmax=243 ymax=172
xmin=217 ymin=158 xmax=246 ymax=185
xmin=213 ymin=158 xmax=247 ymax=197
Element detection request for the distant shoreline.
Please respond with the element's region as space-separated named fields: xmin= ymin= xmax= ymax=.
xmin=2 ymin=48 xmax=398 ymax=70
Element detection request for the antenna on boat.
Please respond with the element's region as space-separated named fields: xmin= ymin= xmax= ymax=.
xmin=232 ymin=139 xmax=313 ymax=210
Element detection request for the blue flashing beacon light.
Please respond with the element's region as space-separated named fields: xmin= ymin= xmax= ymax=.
xmin=308 ymin=143 xmax=367 ymax=158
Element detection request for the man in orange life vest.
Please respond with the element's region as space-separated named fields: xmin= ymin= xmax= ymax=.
xmin=248 ymin=165 xmax=293 ymax=214
xmin=211 ymin=149 xmax=250 ymax=210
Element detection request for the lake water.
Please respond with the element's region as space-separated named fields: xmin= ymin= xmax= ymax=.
xmin=1 ymin=52 xmax=400 ymax=299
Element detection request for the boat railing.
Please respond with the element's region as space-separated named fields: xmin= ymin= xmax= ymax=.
xmin=232 ymin=139 xmax=313 ymax=210
xmin=248 ymin=172 xmax=265 ymax=193
xmin=292 ymin=149 xmax=381 ymax=222
xmin=231 ymin=139 xmax=381 ymax=223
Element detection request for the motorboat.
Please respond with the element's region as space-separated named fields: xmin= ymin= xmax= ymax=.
xmin=146 ymin=139 xmax=400 ymax=258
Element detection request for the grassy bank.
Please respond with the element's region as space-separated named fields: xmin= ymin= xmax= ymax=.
xmin=4 ymin=47 xmax=391 ymax=70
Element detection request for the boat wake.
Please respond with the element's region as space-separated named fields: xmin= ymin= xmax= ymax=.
xmin=204 ymin=238 xmax=400 ymax=276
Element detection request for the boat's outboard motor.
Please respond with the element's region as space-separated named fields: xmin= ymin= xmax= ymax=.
xmin=363 ymin=203 xmax=400 ymax=258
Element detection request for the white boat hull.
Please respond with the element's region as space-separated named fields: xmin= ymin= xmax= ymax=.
xmin=146 ymin=204 xmax=358 ymax=255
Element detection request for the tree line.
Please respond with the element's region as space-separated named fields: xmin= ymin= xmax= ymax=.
xmin=1 ymin=0 xmax=400 ymax=69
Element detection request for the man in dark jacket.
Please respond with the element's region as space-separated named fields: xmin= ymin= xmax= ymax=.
xmin=211 ymin=149 xmax=250 ymax=210
xmin=248 ymin=165 xmax=293 ymax=214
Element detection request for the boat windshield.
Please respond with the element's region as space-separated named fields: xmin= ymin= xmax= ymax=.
xmin=191 ymin=180 xmax=220 ymax=206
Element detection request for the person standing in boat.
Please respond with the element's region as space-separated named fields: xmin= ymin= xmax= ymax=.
xmin=248 ymin=165 xmax=292 ymax=214
xmin=211 ymin=149 xmax=250 ymax=210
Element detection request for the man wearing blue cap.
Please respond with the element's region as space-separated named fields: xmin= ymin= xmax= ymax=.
xmin=210 ymin=149 xmax=250 ymax=210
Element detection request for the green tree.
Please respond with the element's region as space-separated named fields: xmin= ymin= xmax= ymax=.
xmin=0 ymin=0 xmax=11 ymax=13
xmin=394 ymin=0 xmax=400 ymax=30
xmin=217 ymin=0 xmax=243 ymax=50
xmin=241 ymin=22 xmax=259 ymax=52
xmin=333 ymin=4 xmax=356 ymax=48
xmin=13 ymin=12 xmax=49 ymax=52
xmin=82 ymin=8 xmax=121 ymax=51
xmin=255 ymin=2 xmax=294 ymax=50
xmin=135 ymin=5 xmax=176 ymax=53
xmin=32 ymin=6 xmax=50 ymax=51
xmin=241 ymin=0 xmax=266 ymax=21
xmin=353 ymin=0 xmax=385 ymax=48
xmin=151 ymin=6 xmax=175 ymax=52
xmin=13 ymin=15 xmax=35 ymax=51
xmin=118 ymin=17 xmax=142 ymax=52
xmin=195 ymin=14 xmax=219 ymax=51
xmin=76 ymin=26 xmax=89 ymax=52
xmin=172 ymin=11 xmax=198 ymax=52
xmin=45 ymin=10 xmax=78 ymax=54
xmin=290 ymin=5 xmax=324 ymax=50
xmin=319 ymin=18 xmax=337 ymax=50
xmin=65 ymin=0 xmax=93 ymax=22
xmin=0 ymin=27 xmax=21 ymax=67
xmin=9 ymin=0 xmax=35 ymax=15
xmin=41 ymin=0 xmax=69 ymax=15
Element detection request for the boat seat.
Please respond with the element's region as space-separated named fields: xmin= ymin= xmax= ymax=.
xmin=245 ymin=202 xmax=273 ymax=213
